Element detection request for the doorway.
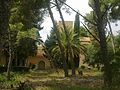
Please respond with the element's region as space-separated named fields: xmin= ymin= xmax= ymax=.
xmin=38 ymin=61 xmax=45 ymax=70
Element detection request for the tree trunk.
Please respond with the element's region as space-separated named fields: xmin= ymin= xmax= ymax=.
xmin=7 ymin=30 xmax=12 ymax=80
xmin=55 ymin=0 xmax=76 ymax=75
xmin=47 ymin=2 xmax=69 ymax=77
xmin=0 ymin=0 xmax=11 ymax=80
xmin=94 ymin=0 xmax=112 ymax=87
xmin=0 ymin=0 xmax=10 ymax=59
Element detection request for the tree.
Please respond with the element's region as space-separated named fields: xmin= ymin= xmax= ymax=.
xmin=45 ymin=29 xmax=62 ymax=68
xmin=47 ymin=0 xmax=69 ymax=77
xmin=109 ymin=0 xmax=120 ymax=20
xmin=0 ymin=0 xmax=12 ymax=80
xmin=94 ymin=0 xmax=110 ymax=87
xmin=0 ymin=0 xmax=10 ymax=55
xmin=10 ymin=0 xmax=47 ymax=30
xmin=74 ymin=13 xmax=80 ymax=37
xmin=55 ymin=0 xmax=76 ymax=75
xmin=83 ymin=0 xmax=120 ymax=87
xmin=73 ymin=13 xmax=81 ymax=69
xmin=16 ymin=37 xmax=37 ymax=66
xmin=45 ymin=26 xmax=81 ymax=69
xmin=0 ymin=0 xmax=48 ymax=80
xmin=88 ymin=0 xmax=117 ymax=87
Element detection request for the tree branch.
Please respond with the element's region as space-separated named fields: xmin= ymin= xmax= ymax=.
xmin=101 ymin=4 xmax=113 ymax=19
xmin=81 ymin=22 xmax=100 ymax=43
xmin=54 ymin=0 xmax=97 ymax=26
xmin=101 ymin=1 xmax=118 ymax=19
xmin=107 ymin=19 xmax=116 ymax=53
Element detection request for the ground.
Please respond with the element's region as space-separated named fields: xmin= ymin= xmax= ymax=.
xmin=1 ymin=69 xmax=118 ymax=90
xmin=18 ymin=69 xmax=103 ymax=90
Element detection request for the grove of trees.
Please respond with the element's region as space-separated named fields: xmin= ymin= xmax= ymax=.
xmin=0 ymin=0 xmax=120 ymax=89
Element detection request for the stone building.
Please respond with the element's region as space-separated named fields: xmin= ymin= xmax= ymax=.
xmin=27 ymin=45 xmax=50 ymax=70
xmin=0 ymin=45 xmax=51 ymax=70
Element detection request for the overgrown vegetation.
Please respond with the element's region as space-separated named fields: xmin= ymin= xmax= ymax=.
xmin=0 ymin=0 xmax=120 ymax=89
xmin=0 ymin=72 xmax=26 ymax=89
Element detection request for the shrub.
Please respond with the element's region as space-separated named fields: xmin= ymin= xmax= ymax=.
xmin=0 ymin=66 xmax=7 ymax=73
xmin=30 ymin=64 xmax=36 ymax=69
xmin=81 ymin=65 xmax=85 ymax=69
xmin=12 ymin=66 xmax=30 ymax=72
xmin=0 ymin=72 xmax=25 ymax=89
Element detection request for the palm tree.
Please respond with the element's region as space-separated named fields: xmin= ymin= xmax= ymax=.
xmin=55 ymin=0 xmax=76 ymax=75
xmin=45 ymin=27 xmax=83 ymax=74
xmin=47 ymin=1 xmax=69 ymax=76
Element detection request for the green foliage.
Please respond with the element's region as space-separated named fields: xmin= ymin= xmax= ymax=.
xmin=0 ymin=0 xmax=47 ymax=68
xmin=41 ymin=86 xmax=100 ymax=90
xmin=80 ymin=26 xmax=89 ymax=37
xmin=0 ymin=72 xmax=26 ymax=89
xmin=85 ymin=44 xmax=96 ymax=66
xmin=10 ymin=0 xmax=47 ymax=30
xmin=0 ymin=72 xmax=35 ymax=90
xmin=86 ymin=0 xmax=120 ymax=87
xmin=74 ymin=13 xmax=80 ymax=36
xmin=85 ymin=43 xmax=101 ymax=69
xmin=16 ymin=28 xmax=39 ymax=43
xmin=12 ymin=66 xmax=30 ymax=72
xmin=45 ymin=27 xmax=81 ymax=68
xmin=85 ymin=34 xmax=120 ymax=88
xmin=45 ymin=29 xmax=64 ymax=68
xmin=10 ymin=23 xmax=23 ymax=31
xmin=85 ymin=11 xmax=99 ymax=38
xmin=109 ymin=0 xmax=120 ymax=20
xmin=16 ymin=37 xmax=37 ymax=66
xmin=109 ymin=34 xmax=120 ymax=89
xmin=89 ymin=0 xmax=120 ymax=21
xmin=0 ymin=66 xmax=7 ymax=73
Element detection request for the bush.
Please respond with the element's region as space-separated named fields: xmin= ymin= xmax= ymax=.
xmin=81 ymin=65 xmax=85 ymax=69
xmin=0 ymin=66 xmax=7 ymax=73
xmin=12 ymin=66 xmax=30 ymax=72
xmin=0 ymin=72 xmax=25 ymax=89
xmin=29 ymin=64 xmax=36 ymax=69
xmin=111 ymin=61 xmax=120 ymax=89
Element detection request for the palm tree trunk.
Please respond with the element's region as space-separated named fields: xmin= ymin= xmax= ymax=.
xmin=55 ymin=0 xmax=76 ymax=75
xmin=47 ymin=2 xmax=68 ymax=77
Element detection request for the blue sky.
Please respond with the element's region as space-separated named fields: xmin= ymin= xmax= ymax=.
xmin=39 ymin=0 xmax=120 ymax=42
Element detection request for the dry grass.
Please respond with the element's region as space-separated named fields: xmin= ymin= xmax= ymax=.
xmin=0 ymin=69 xmax=104 ymax=90
xmin=23 ymin=69 xmax=104 ymax=90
